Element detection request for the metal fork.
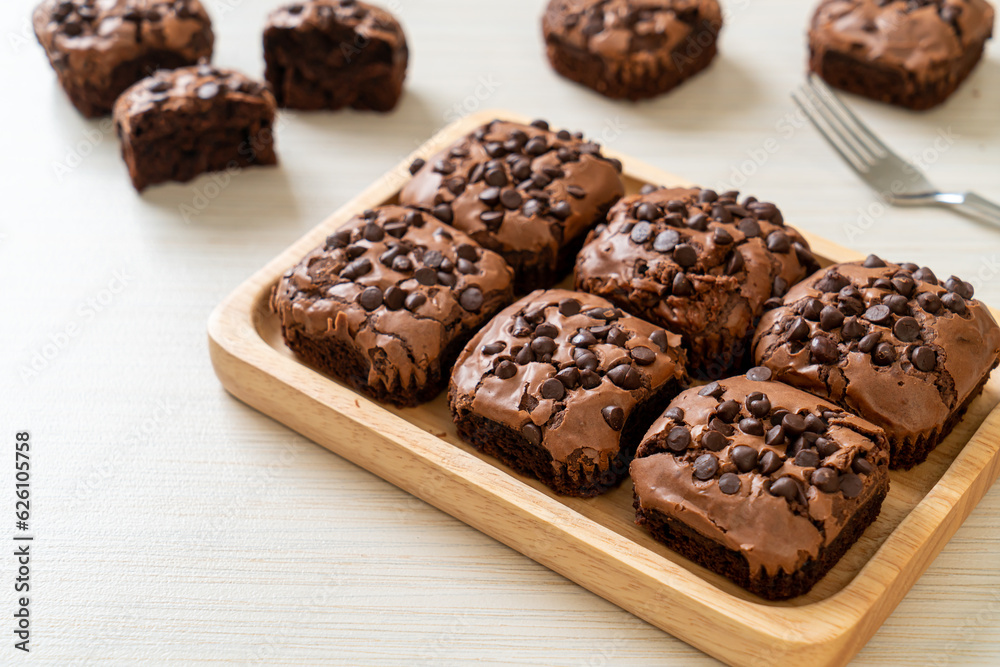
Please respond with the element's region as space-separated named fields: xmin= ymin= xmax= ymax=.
xmin=792 ymin=73 xmax=1000 ymax=228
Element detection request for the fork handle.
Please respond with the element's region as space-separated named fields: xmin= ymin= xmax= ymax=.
xmin=933 ymin=192 xmax=1000 ymax=228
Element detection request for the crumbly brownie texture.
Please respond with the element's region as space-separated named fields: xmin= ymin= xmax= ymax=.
xmin=575 ymin=186 xmax=819 ymax=381
xmin=809 ymin=0 xmax=995 ymax=110
xmin=272 ymin=206 xmax=515 ymax=408
xmin=753 ymin=256 xmax=1000 ymax=469
xmin=399 ymin=119 xmax=625 ymax=293
xmin=33 ymin=0 xmax=214 ymax=118
xmin=263 ymin=0 xmax=408 ymax=111
xmin=450 ymin=289 xmax=689 ymax=497
xmin=632 ymin=369 xmax=890 ymax=599
xmin=113 ymin=64 xmax=277 ymax=191
xmin=542 ymin=0 xmax=723 ymax=100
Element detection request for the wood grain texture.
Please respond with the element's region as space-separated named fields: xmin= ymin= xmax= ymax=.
xmin=2 ymin=0 xmax=999 ymax=664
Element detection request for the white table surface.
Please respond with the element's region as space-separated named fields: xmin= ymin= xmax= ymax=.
xmin=3 ymin=0 xmax=1000 ymax=664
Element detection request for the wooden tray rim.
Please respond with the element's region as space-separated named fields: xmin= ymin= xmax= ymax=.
xmin=207 ymin=110 xmax=1000 ymax=667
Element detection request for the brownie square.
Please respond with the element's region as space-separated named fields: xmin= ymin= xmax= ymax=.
xmin=632 ymin=368 xmax=891 ymax=600
xmin=753 ymin=256 xmax=1000 ymax=469
xmin=271 ymin=206 xmax=515 ymax=408
xmin=808 ymin=0 xmax=995 ymax=110
xmin=33 ymin=0 xmax=214 ymax=118
xmin=542 ymin=0 xmax=723 ymax=100
xmin=575 ymin=186 xmax=819 ymax=381
xmin=263 ymin=0 xmax=408 ymax=112
xmin=450 ymin=289 xmax=689 ymax=497
xmin=112 ymin=64 xmax=277 ymax=192
xmin=399 ymin=119 xmax=625 ymax=293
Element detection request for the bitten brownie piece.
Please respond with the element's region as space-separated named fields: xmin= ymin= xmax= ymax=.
xmin=272 ymin=206 xmax=515 ymax=408
xmin=399 ymin=119 xmax=625 ymax=293
xmin=542 ymin=0 xmax=723 ymax=100
xmin=450 ymin=289 xmax=689 ymax=497
xmin=632 ymin=368 xmax=890 ymax=600
xmin=113 ymin=64 xmax=277 ymax=191
xmin=809 ymin=0 xmax=995 ymax=110
xmin=263 ymin=0 xmax=408 ymax=111
xmin=575 ymin=186 xmax=819 ymax=381
xmin=33 ymin=0 xmax=214 ymax=118
xmin=753 ymin=256 xmax=1000 ymax=469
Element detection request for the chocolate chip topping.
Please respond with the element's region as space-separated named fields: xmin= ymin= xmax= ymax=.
xmin=576 ymin=186 xmax=818 ymax=378
xmin=752 ymin=257 xmax=1000 ymax=461
xmin=632 ymin=375 xmax=890 ymax=580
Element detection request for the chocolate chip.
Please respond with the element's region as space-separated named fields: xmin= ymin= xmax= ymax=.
xmin=718 ymin=473 xmax=741 ymax=495
xmin=839 ymin=473 xmax=863 ymax=498
xmin=892 ymin=275 xmax=916 ymax=297
xmin=941 ymin=292 xmax=968 ymax=315
xmin=713 ymin=227 xmax=734 ymax=245
xmin=884 ymin=293 xmax=908 ymax=317
xmin=665 ymin=407 xmax=685 ymax=422
xmin=630 ymin=346 xmax=656 ymax=365
xmin=580 ymin=369 xmax=601 ymax=389
xmin=795 ymin=450 xmax=820 ymax=468
xmin=737 ymin=218 xmax=760 ymax=238
xmin=699 ymin=381 xmax=724 ymax=398
xmin=746 ymin=366 xmax=772 ymax=382
xmin=858 ymin=332 xmax=881 ymax=354
xmin=804 ymin=414 xmax=827 ymax=433
xmin=893 ymin=316 xmax=920 ymax=342
xmin=709 ymin=418 xmax=735 ymax=437
xmin=482 ymin=341 xmax=506 ymax=355
xmin=460 ymin=287 xmax=484 ymax=312
xmin=911 ymin=345 xmax=936 ymax=372
xmin=811 ymin=467 xmax=840 ymax=493
xmin=782 ymin=413 xmax=806 ymax=436
xmin=432 ymin=203 xmax=453 ymax=223
xmin=703 ymin=430 xmax=728 ymax=452
xmin=767 ymin=231 xmax=791 ymax=253
xmin=326 ymin=230 xmax=351 ymax=249
xmin=556 ymin=367 xmax=580 ymax=389
xmin=852 ymin=457 xmax=875 ymax=475
xmin=570 ymin=329 xmax=597 ymax=347
xmin=550 ymin=201 xmax=572 ymax=220
xmin=693 ymin=454 xmax=719 ymax=481
xmin=345 ymin=244 xmax=367 ymax=260
xmin=873 ymin=278 xmax=893 ymax=291
xmin=726 ymin=250 xmax=745 ymax=275
xmin=522 ymin=423 xmax=542 ymax=446
xmin=820 ymin=305 xmax=845 ymax=331
xmin=633 ymin=202 xmax=660 ymax=222
xmin=758 ymin=450 xmax=783 ymax=475
xmin=456 ymin=259 xmax=476 ymax=275
xmin=404 ymin=292 xmax=427 ymax=311
xmin=512 ymin=317 xmax=532 ymax=337
xmin=515 ymin=346 xmax=534 ymax=365
xmin=917 ymin=292 xmax=943 ymax=313
xmin=872 ymin=342 xmax=896 ymax=366
xmin=671 ymin=273 xmax=693 ymax=296
xmin=864 ymin=304 xmax=891 ymax=325
xmin=408 ymin=158 xmax=426 ymax=175
xmin=540 ymin=378 xmax=566 ymax=400
xmin=802 ymin=299 xmax=824 ymax=322
xmin=842 ymin=317 xmax=866 ymax=339
xmin=630 ymin=222 xmax=653 ymax=244
xmin=480 ymin=211 xmax=504 ymax=228
xmin=649 ymin=330 xmax=670 ymax=352
xmin=673 ymin=244 xmax=698 ymax=268
xmin=606 ymin=326 xmax=629 ymax=347
xmin=567 ymin=185 xmax=586 ymax=199
xmin=709 ymin=400 xmax=736 ymax=424
xmin=384 ymin=286 xmax=406 ymax=310
xmin=863 ymin=254 xmax=886 ymax=268
xmin=769 ymin=476 xmax=800 ymax=500
xmin=358 ymin=287 xmax=383 ymax=311
xmin=667 ymin=426 xmax=691 ymax=452
xmin=731 ymin=445 xmax=757 ymax=472
xmin=455 ymin=243 xmax=478 ymax=262
xmin=810 ymin=336 xmax=839 ymax=364
xmin=749 ymin=396 xmax=771 ymax=419
xmin=500 ymin=190 xmax=522 ymax=210
xmin=602 ymin=406 xmax=625 ymax=431
xmin=787 ymin=317 xmax=811 ymax=342
xmin=698 ymin=189 xmax=718 ymax=203
xmin=341 ymin=257 xmax=372 ymax=280
xmin=574 ymin=350 xmax=599 ymax=371
xmin=815 ymin=437 xmax=839 ymax=457
xmin=945 ymin=276 xmax=975 ymax=299
xmin=495 ymin=360 xmax=516 ymax=379
xmin=414 ymin=267 xmax=437 ymax=286
xmin=607 ymin=364 xmax=642 ymax=390
xmin=535 ymin=323 xmax=559 ymax=339
xmin=686 ymin=213 xmax=708 ymax=231
xmin=739 ymin=418 xmax=764 ymax=436
xmin=914 ymin=267 xmax=938 ymax=285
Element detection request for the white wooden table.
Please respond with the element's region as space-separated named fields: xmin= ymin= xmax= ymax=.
xmin=2 ymin=0 xmax=999 ymax=664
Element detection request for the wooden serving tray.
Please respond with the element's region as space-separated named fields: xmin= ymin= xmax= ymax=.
xmin=208 ymin=110 xmax=1000 ymax=666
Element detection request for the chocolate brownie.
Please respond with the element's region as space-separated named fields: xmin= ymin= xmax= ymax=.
xmin=809 ymin=0 xmax=995 ymax=110
xmin=575 ymin=186 xmax=820 ymax=381
xmin=753 ymin=256 xmax=1000 ymax=469
xmin=450 ymin=289 xmax=689 ymax=497
xmin=541 ymin=0 xmax=723 ymax=100
xmin=399 ymin=119 xmax=625 ymax=293
xmin=263 ymin=0 xmax=408 ymax=112
xmin=632 ymin=368 xmax=890 ymax=600
xmin=272 ymin=206 xmax=515 ymax=408
xmin=113 ymin=64 xmax=277 ymax=191
xmin=33 ymin=0 xmax=214 ymax=118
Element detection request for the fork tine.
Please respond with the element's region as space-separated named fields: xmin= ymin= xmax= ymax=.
xmin=797 ymin=82 xmax=879 ymax=167
xmin=806 ymin=74 xmax=891 ymax=158
xmin=792 ymin=88 xmax=872 ymax=174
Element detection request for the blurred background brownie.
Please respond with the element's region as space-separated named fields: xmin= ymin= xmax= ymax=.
xmin=450 ymin=289 xmax=688 ymax=497
xmin=753 ymin=256 xmax=1000 ymax=468
xmin=263 ymin=0 xmax=408 ymax=111
xmin=541 ymin=0 xmax=723 ymax=100
xmin=400 ymin=119 xmax=625 ymax=293
xmin=632 ymin=369 xmax=890 ymax=600
xmin=33 ymin=0 xmax=214 ymax=118
xmin=272 ymin=206 xmax=514 ymax=407
xmin=113 ymin=64 xmax=277 ymax=191
xmin=575 ymin=186 xmax=819 ymax=380
xmin=808 ymin=0 xmax=995 ymax=110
